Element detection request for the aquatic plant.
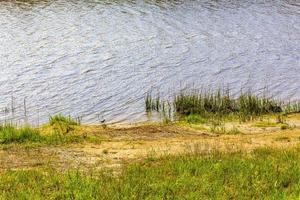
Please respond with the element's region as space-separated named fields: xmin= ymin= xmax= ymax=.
xmin=145 ymin=93 xmax=161 ymax=112
xmin=145 ymin=88 xmax=295 ymax=122
xmin=284 ymin=101 xmax=300 ymax=114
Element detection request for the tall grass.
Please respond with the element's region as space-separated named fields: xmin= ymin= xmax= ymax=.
xmin=174 ymin=90 xmax=282 ymax=117
xmin=49 ymin=114 xmax=80 ymax=126
xmin=145 ymin=88 xmax=300 ymax=121
xmin=284 ymin=101 xmax=300 ymax=114
xmin=145 ymin=93 xmax=161 ymax=112
xmin=0 ymin=147 xmax=300 ymax=199
xmin=49 ymin=114 xmax=80 ymax=134
xmin=0 ymin=114 xmax=84 ymax=145
xmin=0 ymin=125 xmax=43 ymax=144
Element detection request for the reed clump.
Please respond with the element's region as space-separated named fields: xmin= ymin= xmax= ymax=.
xmin=174 ymin=90 xmax=282 ymax=118
xmin=145 ymin=88 xmax=300 ymax=121
xmin=145 ymin=93 xmax=161 ymax=112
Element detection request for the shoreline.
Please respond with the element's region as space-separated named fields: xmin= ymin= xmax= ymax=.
xmin=1 ymin=113 xmax=300 ymax=198
xmin=0 ymin=113 xmax=299 ymax=171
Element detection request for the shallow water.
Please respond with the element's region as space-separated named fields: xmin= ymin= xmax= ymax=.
xmin=0 ymin=0 xmax=299 ymax=124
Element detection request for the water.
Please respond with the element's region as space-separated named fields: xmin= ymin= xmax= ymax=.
xmin=0 ymin=0 xmax=299 ymax=125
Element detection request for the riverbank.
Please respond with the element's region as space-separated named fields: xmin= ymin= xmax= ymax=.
xmin=1 ymin=113 xmax=300 ymax=198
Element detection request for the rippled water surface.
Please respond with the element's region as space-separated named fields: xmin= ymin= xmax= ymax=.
xmin=0 ymin=0 xmax=299 ymax=124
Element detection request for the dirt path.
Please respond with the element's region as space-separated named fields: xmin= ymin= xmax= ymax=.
xmin=1 ymin=114 xmax=300 ymax=171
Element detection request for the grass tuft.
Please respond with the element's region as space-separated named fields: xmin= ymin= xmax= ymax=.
xmin=49 ymin=114 xmax=80 ymax=134
xmin=0 ymin=125 xmax=43 ymax=144
xmin=49 ymin=114 xmax=80 ymax=126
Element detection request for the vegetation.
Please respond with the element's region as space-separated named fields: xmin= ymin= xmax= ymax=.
xmin=145 ymin=89 xmax=300 ymax=123
xmin=49 ymin=114 xmax=80 ymax=134
xmin=49 ymin=114 xmax=80 ymax=126
xmin=0 ymin=125 xmax=43 ymax=144
xmin=0 ymin=147 xmax=300 ymax=199
xmin=0 ymin=114 xmax=89 ymax=145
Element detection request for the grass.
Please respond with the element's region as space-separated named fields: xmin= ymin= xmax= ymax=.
xmin=49 ymin=114 xmax=80 ymax=126
xmin=145 ymin=89 xmax=300 ymax=123
xmin=0 ymin=124 xmax=84 ymax=145
xmin=0 ymin=147 xmax=300 ymax=199
xmin=0 ymin=115 xmax=92 ymax=145
xmin=0 ymin=125 xmax=43 ymax=144
xmin=253 ymin=121 xmax=278 ymax=128
xmin=173 ymin=90 xmax=282 ymax=118
xmin=49 ymin=114 xmax=80 ymax=134
xmin=145 ymin=93 xmax=161 ymax=112
xmin=185 ymin=114 xmax=208 ymax=124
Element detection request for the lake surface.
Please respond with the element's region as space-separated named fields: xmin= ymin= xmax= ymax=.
xmin=0 ymin=0 xmax=299 ymax=125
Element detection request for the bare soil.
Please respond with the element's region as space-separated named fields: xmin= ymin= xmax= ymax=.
xmin=1 ymin=114 xmax=300 ymax=171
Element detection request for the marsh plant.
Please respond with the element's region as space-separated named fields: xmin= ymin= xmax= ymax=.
xmin=145 ymin=88 xmax=300 ymax=122
xmin=145 ymin=93 xmax=161 ymax=112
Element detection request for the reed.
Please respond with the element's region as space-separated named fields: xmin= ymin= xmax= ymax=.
xmin=174 ymin=90 xmax=282 ymax=117
xmin=145 ymin=88 xmax=297 ymax=121
xmin=283 ymin=101 xmax=300 ymax=114
xmin=145 ymin=93 xmax=161 ymax=112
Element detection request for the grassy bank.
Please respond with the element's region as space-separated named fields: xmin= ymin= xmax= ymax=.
xmin=0 ymin=146 xmax=300 ymax=199
xmin=0 ymin=114 xmax=100 ymax=145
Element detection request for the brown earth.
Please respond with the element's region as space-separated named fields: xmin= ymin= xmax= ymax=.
xmin=1 ymin=114 xmax=300 ymax=171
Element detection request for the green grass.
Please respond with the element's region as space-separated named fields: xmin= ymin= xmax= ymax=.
xmin=0 ymin=125 xmax=43 ymax=144
xmin=185 ymin=114 xmax=208 ymax=124
xmin=0 ymin=147 xmax=300 ymax=199
xmin=0 ymin=115 xmax=95 ymax=145
xmin=145 ymin=89 xmax=300 ymax=123
xmin=49 ymin=114 xmax=80 ymax=126
xmin=0 ymin=124 xmax=84 ymax=145
xmin=173 ymin=90 xmax=282 ymax=117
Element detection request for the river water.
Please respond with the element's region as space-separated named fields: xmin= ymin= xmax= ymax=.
xmin=0 ymin=0 xmax=299 ymax=124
